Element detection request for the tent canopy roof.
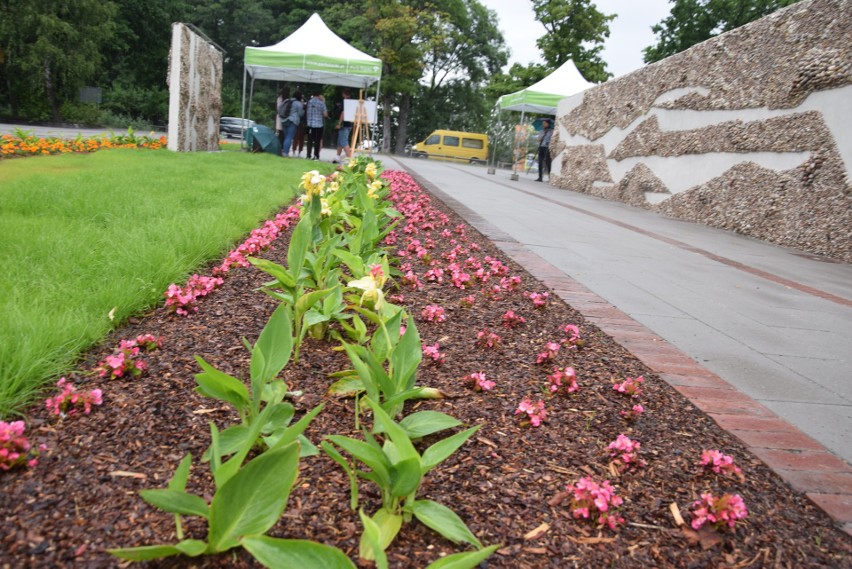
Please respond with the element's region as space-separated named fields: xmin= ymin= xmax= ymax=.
xmin=244 ymin=13 xmax=381 ymax=88
xmin=497 ymin=59 xmax=593 ymax=114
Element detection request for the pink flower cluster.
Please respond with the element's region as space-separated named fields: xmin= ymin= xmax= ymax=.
xmin=607 ymin=434 xmax=645 ymax=472
xmin=536 ymin=341 xmax=561 ymax=364
xmin=619 ymin=404 xmax=645 ymax=420
xmin=381 ymin=171 xmax=525 ymax=311
xmin=94 ymin=334 xmax=162 ymax=379
xmin=44 ymin=378 xmax=103 ymax=418
xmin=515 ymin=397 xmax=547 ymax=427
xmin=613 ymin=375 xmax=644 ymax=398
xmin=459 ymin=295 xmax=476 ymax=308
xmin=525 ymin=291 xmax=549 ymax=308
xmin=0 ymin=421 xmax=46 ymax=471
xmin=421 ymin=304 xmax=447 ymax=322
xmin=690 ymin=492 xmax=748 ymax=531
xmin=213 ymin=206 xmax=300 ymax=275
xmin=565 ymin=476 xmax=625 ymax=530
xmin=464 ymin=372 xmax=495 ymax=392
xmin=475 ymin=329 xmax=501 ymax=349
xmin=547 ymin=367 xmax=579 ymax=394
xmin=561 ymin=324 xmax=582 ymax=347
xmin=422 ymin=343 xmax=445 ymax=365
xmin=501 ymin=310 xmax=526 ymax=328
xmin=164 ymin=274 xmax=224 ymax=316
xmin=699 ymin=450 xmax=743 ymax=479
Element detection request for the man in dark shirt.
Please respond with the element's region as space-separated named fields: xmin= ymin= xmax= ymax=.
xmin=536 ymin=119 xmax=553 ymax=182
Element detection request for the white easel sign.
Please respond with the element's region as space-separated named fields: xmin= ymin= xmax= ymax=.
xmin=343 ymin=99 xmax=377 ymax=123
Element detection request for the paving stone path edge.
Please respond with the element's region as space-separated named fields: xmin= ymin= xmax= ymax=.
xmin=405 ymin=169 xmax=852 ymax=538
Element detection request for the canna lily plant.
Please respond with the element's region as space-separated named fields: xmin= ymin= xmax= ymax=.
xmin=193 ymin=304 xmax=323 ymax=461
xmin=328 ymin=311 xmax=446 ymax=420
xmin=322 ymin=398 xmax=488 ymax=562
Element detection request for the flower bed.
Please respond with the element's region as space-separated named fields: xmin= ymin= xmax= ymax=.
xmin=0 ymin=160 xmax=850 ymax=567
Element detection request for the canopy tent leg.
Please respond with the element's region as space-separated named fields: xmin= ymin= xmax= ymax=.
xmin=510 ymin=110 xmax=526 ymax=181
xmin=240 ymin=67 xmax=248 ymax=149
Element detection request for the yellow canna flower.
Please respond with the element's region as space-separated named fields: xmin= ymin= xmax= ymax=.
xmin=299 ymin=170 xmax=327 ymax=198
xmin=365 ymin=162 xmax=377 ymax=181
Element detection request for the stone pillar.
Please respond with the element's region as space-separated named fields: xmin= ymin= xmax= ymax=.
xmin=167 ymin=23 xmax=223 ymax=152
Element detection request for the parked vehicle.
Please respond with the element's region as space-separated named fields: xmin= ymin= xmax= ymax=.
xmin=410 ymin=130 xmax=489 ymax=164
xmin=219 ymin=117 xmax=255 ymax=138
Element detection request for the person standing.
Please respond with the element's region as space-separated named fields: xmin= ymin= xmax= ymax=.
xmin=535 ymin=118 xmax=554 ymax=182
xmin=305 ymin=90 xmax=328 ymax=161
xmin=281 ymin=89 xmax=304 ymax=157
xmin=275 ymin=87 xmax=289 ymax=151
xmin=333 ymin=90 xmax=353 ymax=163
xmin=294 ymin=92 xmax=307 ymax=157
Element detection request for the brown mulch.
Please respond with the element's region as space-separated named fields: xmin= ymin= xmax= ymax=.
xmin=1 ymin=171 xmax=851 ymax=569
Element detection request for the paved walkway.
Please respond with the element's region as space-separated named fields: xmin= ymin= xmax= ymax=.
xmin=381 ymin=155 xmax=852 ymax=535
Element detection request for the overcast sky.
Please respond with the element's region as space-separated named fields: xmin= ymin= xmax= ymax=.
xmin=479 ymin=0 xmax=673 ymax=79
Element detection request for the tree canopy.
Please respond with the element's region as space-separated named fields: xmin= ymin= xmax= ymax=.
xmin=643 ymin=0 xmax=802 ymax=63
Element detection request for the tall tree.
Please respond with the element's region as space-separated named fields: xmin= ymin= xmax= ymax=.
xmin=643 ymin=0 xmax=802 ymax=63
xmin=0 ymin=0 xmax=118 ymax=121
xmin=530 ymin=0 xmax=614 ymax=83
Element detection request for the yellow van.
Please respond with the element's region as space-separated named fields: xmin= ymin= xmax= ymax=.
xmin=410 ymin=130 xmax=489 ymax=164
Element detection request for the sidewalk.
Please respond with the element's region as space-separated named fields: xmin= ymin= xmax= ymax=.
xmin=381 ymin=155 xmax=852 ymax=534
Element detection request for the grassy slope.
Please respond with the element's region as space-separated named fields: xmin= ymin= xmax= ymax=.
xmin=0 ymin=148 xmax=317 ymax=415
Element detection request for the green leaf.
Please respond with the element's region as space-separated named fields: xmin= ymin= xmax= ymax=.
xmin=287 ymin=215 xmax=312 ymax=281
xmin=168 ymin=454 xmax=192 ymax=491
xmin=399 ymin=411 xmax=462 ymax=439
xmin=324 ymin=435 xmax=390 ymax=487
xmin=358 ymin=509 xmax=389 ymax=569
xmin=366 ymin=399 xmax=420 ymax=464
xmin=252 ymin=304 xmax=294 ymax=385
xmin=108 ymin=539 xmax=207 ymax=561
xmin=423 ymin=545 xmax=500 ymax=569
xmin=295 ymin=288 xmax=334 ymax=319
xmin=262 ymin=402 xmax=296 ymax=434
xmin=390 ymin=314 xmax=422 ymax=391
xmin=421 ymin=426 xmax=481 ymax=474
xmin=327 ymin=376 xmax=365 ymax=397
xmin=342 ymin=343 xmax=380 ymax=403
xmin=250 ymin=257 xmax=295 ymax=289
xmin=193 ymin=356 xmax=249 ymax=411
xmin=410 ymin=499 xmax=482 ymax=548
xmin=359 ymin=509 xmax=402 ymax=560
xmin=207 ymin=441 xmax=301 ymax=552
xmin=140 ymin=489 xmax=209 ymax=519
xmin=203 ymin=424 xmax=252 ymax=462
xmin=265 ymin=403 xmax=324 ymax=452
xmin=242 ymin=536 xmax=356 ymax=569
xmin=389 ymin=456 xmax=422 ymax=497
xmin=321 ymin=441 xmax=360 ymax=510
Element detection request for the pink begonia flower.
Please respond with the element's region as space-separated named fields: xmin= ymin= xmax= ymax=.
xmin=565 ymin=476 xmax=624 ymax=529
xmin=690 ymin=493 xmax=748 ymax=531
xmin=422 ymin=343 xmax=445 ymax=365
xmin=501 ymin=310 xmax=526 ymax=328
xmin=536 ymin=341 xmax=561 ymax=364
xmin=515 ymin=397 xmax=546 ymax=426
xmin=547 ymin=367 xmax=578 ymax=394
xmin=699 ymin=450 xmax=743 ymax=478
xmin=421 ymin=304 xmax=447 ymax=322
xmin=620 ymin=404 xmax=644 ymax=420
xmin=465 ymin=372 xmax=495 ymax=392
xmin=613 ymin=375 xmax=644 ymax=398
xmin=607 ymin=434 xmax=646 ymax=472
xmin=459 ymin=295 xmax=476 ymax=308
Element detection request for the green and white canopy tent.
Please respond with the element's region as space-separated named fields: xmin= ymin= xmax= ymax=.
xmin=496 ymin=59 xmax=592 ymax=119
xmin=241 ymin=13 xmax=382 ymax=136
xmin=493 ymin=59 xmax=592 ymax=175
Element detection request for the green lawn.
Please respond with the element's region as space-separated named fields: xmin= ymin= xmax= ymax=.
xmin=0 ymin=148 xmax=328 ymax=416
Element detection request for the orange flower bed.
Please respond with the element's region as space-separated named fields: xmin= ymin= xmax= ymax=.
xmin=0 ymin=130 xmax=167 ymax=159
